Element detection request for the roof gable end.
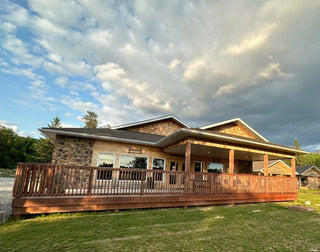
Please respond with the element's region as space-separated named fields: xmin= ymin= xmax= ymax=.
xmin=200 ymin=118 xmax=269 ymax=142
xmin=111 ymin=115 xmax=189 ymax=136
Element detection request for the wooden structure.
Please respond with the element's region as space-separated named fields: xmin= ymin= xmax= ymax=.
xmin=253 ymin=160 xmax=293 ymax=176
xmin=296 ymin=165 xmax=320 ymax=188
xmin=12 ymin=163 xmax=298 ymax=217
xmin=13 ymin=116 xmax=307 ymax=217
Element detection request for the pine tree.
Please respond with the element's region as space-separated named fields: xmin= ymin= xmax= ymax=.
xmin=48 ymin=116 xmax=62 ymax=128
xmin=83 ymin=111 xmax=98 ymax=128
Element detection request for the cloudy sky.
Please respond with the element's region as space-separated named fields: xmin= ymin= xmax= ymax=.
xmin=0 ymin=0 xmax=319 ymax=151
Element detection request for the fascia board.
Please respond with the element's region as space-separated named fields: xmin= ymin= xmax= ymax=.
xmin=39 ymin=128 xmax=157 ymax=146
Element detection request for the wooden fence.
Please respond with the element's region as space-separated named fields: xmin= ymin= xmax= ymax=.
xmin=11 ymin=163 xmax=297 ymax=217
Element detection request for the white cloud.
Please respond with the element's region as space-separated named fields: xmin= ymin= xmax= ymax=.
xmin=256 ymin=62 xmax=292 ymax=80
xmin=225 ymin=23 xmax=278 ymax=56
xmin=94 ymin=63 xmax=126 ymax=81
xmin=169 ymin=58 xmax=182 ymax=71
xmin=0 ymin=120 xmax=19 ymax=132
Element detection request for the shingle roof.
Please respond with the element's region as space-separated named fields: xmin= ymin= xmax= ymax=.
xmin=40 ymin=127 xmax=164 ymax=143
xmin=296 ymin=166 xmax=320 ymax=175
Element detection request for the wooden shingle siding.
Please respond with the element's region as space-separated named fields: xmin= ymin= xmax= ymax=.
xmin=269 ymin=161 xmax=292 ymax=176
xmin=124 ymin=119 xmax=183 ymax=136
xmin=206 ymin=122 xmax=256 ymax=139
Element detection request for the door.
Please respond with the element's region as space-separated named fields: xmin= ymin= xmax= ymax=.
xmin=169 ymin=161 xmax=178 ymax=184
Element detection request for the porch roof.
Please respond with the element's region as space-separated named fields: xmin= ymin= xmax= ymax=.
xmin=157 ymin=128 xmax=308 ymax=156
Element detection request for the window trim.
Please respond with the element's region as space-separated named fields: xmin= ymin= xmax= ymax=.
xmin=207 ymin=162 xmax=224 ymax=174
xmin=119 ymin=154 xmax=149 ymax=181
xmin=194 ymin=161 xmax=204 ymax=172
xmin=152 ymin=157 xmax=166 ymax=182
xmin=97 ymin=153 xmax=116 ymax=180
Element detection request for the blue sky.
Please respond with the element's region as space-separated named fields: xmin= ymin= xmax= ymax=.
xmin=0 ymin=0 xmax=320 ymax=151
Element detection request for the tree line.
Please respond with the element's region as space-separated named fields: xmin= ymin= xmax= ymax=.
xmin=0 ymin=111 xmax=99 ymax=169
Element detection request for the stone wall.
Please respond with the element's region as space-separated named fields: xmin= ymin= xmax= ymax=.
xmin=52 ymin=135 xmax=94 ymax=166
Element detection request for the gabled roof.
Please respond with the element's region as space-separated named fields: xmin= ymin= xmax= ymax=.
xmin=200 ymin=118 xmax=269 ymax=142
xmin=296 ymin=166 xmax=320 ymax=175
xmin=254 ymin=160 xmax=295 ymax=173
xmin=112 ymin=115 xmax=189 ymax=130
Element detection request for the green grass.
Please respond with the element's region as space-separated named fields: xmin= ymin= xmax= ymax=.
xmin=0 ymin=168 xmax=16 ymax=178
xmin=1 ymin=191 xmax=320 ymax=252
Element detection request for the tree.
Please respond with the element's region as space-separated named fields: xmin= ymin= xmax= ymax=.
xmin=33 ymin=137 xmax=54 ymax=163
xmin=0 ymin=125 xmax=17 ymax=168
xmin=48 ymin=116 xmax=62 ymax=128
xmin=293 ymin=139 xmax=301 ymax=150
xmin=83 ymin=111 xmax=98 ymax=128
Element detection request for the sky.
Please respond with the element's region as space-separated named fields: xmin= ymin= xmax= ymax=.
xmin=0 ymin=0 xmax=320 ymax=152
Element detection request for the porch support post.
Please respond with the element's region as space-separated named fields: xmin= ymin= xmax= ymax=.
xmin=184 ymin=141 xmax=191 ymax=194
xmin=291 ymin=158 xmax=296 ymax=177
xmin=264 ymin=154 xmax=269 ymax=176
xmin=229 ymin=149 xmax=234 ymax=174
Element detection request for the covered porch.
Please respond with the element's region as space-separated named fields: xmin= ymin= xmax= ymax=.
xmin=163 ymin=137 xmax=297 ymax=178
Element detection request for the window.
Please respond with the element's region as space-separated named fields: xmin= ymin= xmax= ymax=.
xmin=97 ymin=153 xmax=114 ymax=180
xmin=119 ymin=155 xmax=148 ymax=180
xmin=152 ymin=158 xmax=165 ymax=181
xmin=194 ymin=161 xmax=204 ymax=172
xmin=207 ymin=163 xmax=223 ymax=173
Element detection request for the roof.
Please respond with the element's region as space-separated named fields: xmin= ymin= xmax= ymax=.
xmin=253 ymin=160 xmax=295 ymax=173
xmin=40 ymin=116 xmax=309 ymax=156
xmin=112 ymin=115 xmax=189 ymax=129
xmin=296 ymin=166 xmax=320 ymax=175
xmin=156 ymin=128 xmax=308 ymax=155
xmin=200 ymin=117 xmax=269 ymax=142
xmin=39 ymin=127 xmax=164 ymax=145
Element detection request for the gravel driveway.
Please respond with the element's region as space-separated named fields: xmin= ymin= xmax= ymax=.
xmin=0 ymin=177 xmax=14 ymax=222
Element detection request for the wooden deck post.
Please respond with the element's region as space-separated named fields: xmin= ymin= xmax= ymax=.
xmin=229 ymin=149 xmax=234 ymax=174
xmin=291 ymin=158 xmax=296 ymax=177
xmin=184 ymin=141 xmax=191 ymax=194
xmin=264 ymin=154 xmax=269 ymax=176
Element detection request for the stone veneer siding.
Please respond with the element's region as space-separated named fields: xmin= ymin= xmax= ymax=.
xmin=52 ymin=135 xmax=94 ymax=166
xmin=124 ymin=119 xmax=183 ymax=136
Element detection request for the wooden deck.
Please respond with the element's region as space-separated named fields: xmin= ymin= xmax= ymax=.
xmin=12 ymin=163 xmax=298 ymax=217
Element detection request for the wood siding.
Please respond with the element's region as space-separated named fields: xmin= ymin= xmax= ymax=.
xmin=123 ymin=118 xmax=183 ymax=136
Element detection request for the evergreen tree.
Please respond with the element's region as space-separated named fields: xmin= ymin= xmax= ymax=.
xmin=83 ymin=111 xmax=98 ymax=128
xmin=48 ymin=116 xmax=62 ymax=128
xmin=293 ymin=139 xmax=301 ymax=150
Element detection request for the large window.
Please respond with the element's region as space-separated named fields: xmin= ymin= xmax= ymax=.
xmin=119 ymin=155 xmax=148 ymax=180
xmin=207 ymin=163 xmax=223 ymax=173
xmin=152 ymin=158 xmax=165 ymax=181
xmin=97 ymin=153 xmax=114 ymax=180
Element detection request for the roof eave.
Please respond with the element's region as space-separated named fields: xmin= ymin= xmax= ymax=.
xmin=156 ymin=128 xmax=309 ymax=155
xmin=39 ymin=128 xmax=157 ymax=146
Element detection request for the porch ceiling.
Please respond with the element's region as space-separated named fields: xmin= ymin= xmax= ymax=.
xmin=165 ymin=143 xmax=287 ymax=161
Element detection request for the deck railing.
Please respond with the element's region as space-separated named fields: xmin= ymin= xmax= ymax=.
xmin=12 ymin=163 xmax=297 ymax=198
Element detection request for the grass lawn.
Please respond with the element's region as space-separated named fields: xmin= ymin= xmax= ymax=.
xmin=1 ymin=191 xmax=320 ymax=251
xmin=0 ymin=168 xmax=16 ymax=178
